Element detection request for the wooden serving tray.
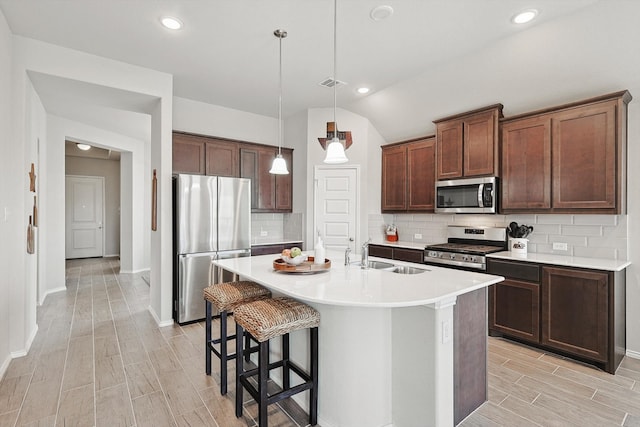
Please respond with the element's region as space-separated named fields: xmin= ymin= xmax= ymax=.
xmin=273 ymin=257 xmax=331 ymax=273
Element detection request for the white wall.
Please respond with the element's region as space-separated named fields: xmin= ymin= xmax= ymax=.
xmin=8 ymin=36 xmax=173 ymax=355
xmin=65 ymin=156 xmax=121 ymax=257
xmin=0 ymin=8 xmax=13 ymax=375
xmin=304 ymin=107 xmax=383 ymax=251
xmin=173 ymin=96 xmax=278 ymax=146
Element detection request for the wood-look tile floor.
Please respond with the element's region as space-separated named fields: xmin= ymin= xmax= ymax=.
xmin=461 ymin=337 xmax=640 ymax=426
xmin=0 ymin=257 xmax=312 ymax=427
xmin=2 ymin=257 xmax=640 ymax=426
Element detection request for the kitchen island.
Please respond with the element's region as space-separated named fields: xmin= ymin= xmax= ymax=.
xmin=214 ymin=252 xmax=504 ymax=427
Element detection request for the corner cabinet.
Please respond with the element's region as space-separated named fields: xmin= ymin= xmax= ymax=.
xmin=381 ymin=137 xmax=435 ymax=212
xmin=172 ymin=131 xmax=293 ymax=213
xmin=488 ymin=258 xmax=626 ymax=374
xmin=240 ymin=145 xmax=293 ymax=212
xmin=434 ymin=105 xmax=503 ymax=180
xmin=501 ymin=91 xmax=631 ymax=214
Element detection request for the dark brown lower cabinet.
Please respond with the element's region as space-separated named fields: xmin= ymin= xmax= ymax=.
xmin=251 ymin=242 xmax=303 ymax=256
xmin=541 ymin=267 xmax=609 ymax=362
xmin=489 ymin=279 xmax=540 ymax=344
xmin=488 ymin=259 xmax=626 ymax=374
xmin=368 ymin=244 xmax=424 ymax=263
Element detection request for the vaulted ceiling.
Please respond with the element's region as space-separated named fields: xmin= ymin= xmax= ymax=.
xmin=1 ymin=0 xmax=637 ymax=143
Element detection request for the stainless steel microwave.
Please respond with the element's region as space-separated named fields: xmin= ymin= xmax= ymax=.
xmin=435 ymin=177 xmax=497 ymax=214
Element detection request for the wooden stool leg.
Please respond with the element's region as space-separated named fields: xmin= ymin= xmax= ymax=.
xmin=258 ymin=340 xmax=269 ymax=427
xmin=205 ymin=301 xmax=212 ymax=376
xmin=235 ymin=322 xmax=244 ymax=418
xmin=310 ymin=327 xmax=319 ymax=426
xmin=244 ymin=332 xmax=251 ymax=362
xmin=282 ymin=333 xmax=290 ymax=390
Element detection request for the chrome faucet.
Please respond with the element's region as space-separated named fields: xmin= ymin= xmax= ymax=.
xmin=361 ymin=238 xmax=371 ymax=269
xmin=344 ymin=247 xmax=351 ymax=265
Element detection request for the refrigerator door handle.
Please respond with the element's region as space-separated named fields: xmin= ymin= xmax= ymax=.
xmin=209 ymin=253 xmax=218 ymax=286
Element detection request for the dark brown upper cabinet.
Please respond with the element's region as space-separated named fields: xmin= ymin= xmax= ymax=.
xmin=501 ymin=116 xmax=552 ymax=210
xmin=434 ymin=105 xmax=503 ymax=180
xmin=500 ymin=91 xmax=631 ymax=214
xmin=173 ymin=133 xmax=206 ymax=175
xmin=240 ymin=144 xmax=293 ymax=213
xmin=172 ymin=131 xmax=293 ymax=213
xmin=381 ymin=136 xmax=435 ymax=212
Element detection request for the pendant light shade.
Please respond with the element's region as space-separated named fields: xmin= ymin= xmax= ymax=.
xmin=324 ymin=0 xmax=348 ymax=164
xmin=324 ymin=137 xmax=348 ymax=164
xmin=270 ymin=29 xmax=290 ymax=175
xmin=269 ymin=153 xmax=289 ymax=174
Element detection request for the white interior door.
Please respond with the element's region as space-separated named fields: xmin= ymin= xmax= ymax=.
xmin=65 ymin=175 xmax=104 ymax=259
xmin=314 ymin=167 xmax=359 ymax=253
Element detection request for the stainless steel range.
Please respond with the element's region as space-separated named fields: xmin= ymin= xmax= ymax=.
xmin=424 ymin=225 xmax=507 ymax=271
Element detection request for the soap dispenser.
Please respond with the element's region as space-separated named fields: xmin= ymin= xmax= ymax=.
xmin=314 ymin=233 xmax=325 ymax=265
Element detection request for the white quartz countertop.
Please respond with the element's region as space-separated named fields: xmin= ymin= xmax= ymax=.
xmin=213 ymin=251 xmax=504 ymax=308
xmin=487 ymin=251 xmax=631 ymax=271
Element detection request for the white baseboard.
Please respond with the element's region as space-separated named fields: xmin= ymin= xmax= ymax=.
xmin=626 ymin=349 xmax=640 ymax=360
xmin=39 ymin=286 xmax=67 ymax=305
xmin=0 ymin=353 xmax=11 ymax=379
xmin=147 ymin=305 xmax=174 ymax=327
xmin=10 ymin=324 xmax=39 ymax=359
xmin=120 ymin=268 xmax=150 ymax=274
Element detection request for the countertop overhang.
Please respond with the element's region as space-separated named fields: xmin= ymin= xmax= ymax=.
xmin=213 ymin=251 xmax=504 ymax=308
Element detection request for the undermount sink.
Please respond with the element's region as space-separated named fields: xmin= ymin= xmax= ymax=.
xmin=352 ymin=260 xmax=395 ymax=270
xmin=390 ymin=266 xmax=429 ymax=275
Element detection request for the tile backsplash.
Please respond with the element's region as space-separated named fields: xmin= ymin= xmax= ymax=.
xmin=368 ymin=213 xmax=627 ymax=260
xmin=251 ymin=212 xmax=304 ymax=245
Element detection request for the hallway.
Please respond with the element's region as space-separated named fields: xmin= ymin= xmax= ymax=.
xmin=0 ymin=257 xmax=310 ymax=426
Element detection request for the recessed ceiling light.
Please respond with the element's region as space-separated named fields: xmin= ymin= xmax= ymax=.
xmin=76 ymin=143 xmax=91 ymax=151
xmin=161 ymin=16 xmax=183 ymax=30
xmin=357 ymin=87 xmax=370 ymax=94
xmin=511 ymin=9 xmax=538 ymax=24
xmin=370 ymin=5 xmax=394 ymax=21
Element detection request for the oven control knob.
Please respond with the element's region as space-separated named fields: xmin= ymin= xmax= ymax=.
xmin=461 ymin=255 xmax=469 ymax=262
xmin=428 ymin=251 xmax=438 ymax=258
xmin=449 ymin=253 xmax=456 ymax=260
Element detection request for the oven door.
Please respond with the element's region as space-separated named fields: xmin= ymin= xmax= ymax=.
xmin=435 ymin=177 xmax=497 ymax=214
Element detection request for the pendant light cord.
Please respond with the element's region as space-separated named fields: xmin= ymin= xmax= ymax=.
xmin=278 ymin=31 xmax=283 ymax=156
xmin=333 ymin=0 xmax=338 ymax=134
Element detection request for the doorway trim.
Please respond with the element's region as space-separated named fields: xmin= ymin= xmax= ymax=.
xmin=313 ymin=164 xmax=361 ymax=253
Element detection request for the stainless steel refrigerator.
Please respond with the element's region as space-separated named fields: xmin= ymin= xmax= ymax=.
xmin=173 ymin=174 xmax=251 ymax=324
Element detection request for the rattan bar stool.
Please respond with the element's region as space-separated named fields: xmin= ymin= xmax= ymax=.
xmin=204 ymin=281 xmax=271 ymax=395
xmin=234 ymin=297 xmax=320 ymax=427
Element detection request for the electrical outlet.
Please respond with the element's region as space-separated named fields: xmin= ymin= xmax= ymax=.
xmin=260 ymin=230 xmax=268 ymax=237
xmin=553 ymin=242 xmax=568 ymax=251
xmin=441 ymin=319 xmax=451 ymax=344
xmin=414 ymin=233 xmax=422 ymax=239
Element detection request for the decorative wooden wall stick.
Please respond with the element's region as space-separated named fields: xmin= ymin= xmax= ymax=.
xmin=29 ymin=163 xmax=36 ymax=192
xmin=33 ymin=196 xmax=38 ymax=227
xmin=151 ymin=169 xmax=158 ymax=231
xmin=27 ymin=215 xmax=34 ymax=254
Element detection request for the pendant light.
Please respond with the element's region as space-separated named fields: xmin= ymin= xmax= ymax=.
xmin=324 ymin=0 xmax=348 ymax=164
xmin=269 ymin=29 xmax=290 ymax=175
